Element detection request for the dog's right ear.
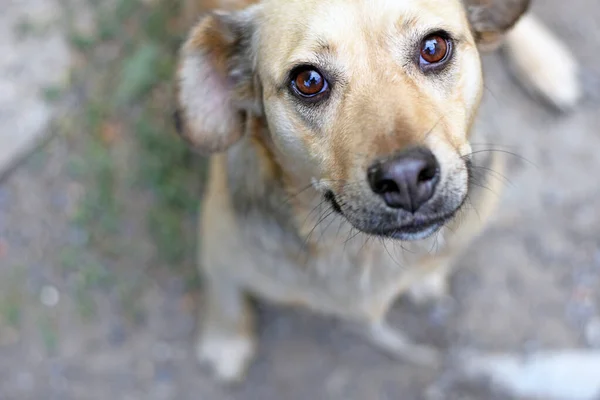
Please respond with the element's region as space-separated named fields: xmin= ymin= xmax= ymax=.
xmin=175 ymin=7 xmax=260 ymax=154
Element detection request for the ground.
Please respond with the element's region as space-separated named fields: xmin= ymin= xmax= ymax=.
xmin=0 ymin=1 xmax=599 ymax=399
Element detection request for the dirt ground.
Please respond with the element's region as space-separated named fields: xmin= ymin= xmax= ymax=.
xmin=1 ymin=1 xmax=599 ymax=399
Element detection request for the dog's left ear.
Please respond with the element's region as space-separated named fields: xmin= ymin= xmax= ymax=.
xmin=175 ymin=6 xmax=261 ymax=154
xmin=463 ymin=0 xmax=531 ymax=50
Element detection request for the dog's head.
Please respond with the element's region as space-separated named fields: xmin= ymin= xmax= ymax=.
xmin=176 ymin=0 xmax=528 ymax=240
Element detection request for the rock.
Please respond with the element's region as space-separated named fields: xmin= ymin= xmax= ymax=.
xmin=0 ymin=1 xmax=70 ymax=177
xmin=461 ymin=350 xmax=600 ymax=400
xmin=39 ymin=285 xmax=59 ymax=307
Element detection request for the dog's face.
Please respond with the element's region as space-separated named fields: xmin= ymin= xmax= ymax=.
xmin=258 ymin=0 xmax=483 ymax=240
xmin=176 ymin=0 xmax=529 ymax=240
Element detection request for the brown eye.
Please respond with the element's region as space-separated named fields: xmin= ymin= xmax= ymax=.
xmin=419 ymin=34 xmax=451 ymax=68
xmin=292 ymin=68 xmax=328 ymax=98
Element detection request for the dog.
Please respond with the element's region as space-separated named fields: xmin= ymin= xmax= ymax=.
xmin=174 ymin=0 xmax=582 ymax=383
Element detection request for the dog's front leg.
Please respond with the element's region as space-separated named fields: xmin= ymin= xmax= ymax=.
xmin=345 ymin=317 xmax=442 ymax=368
xmin=196 ymin=273 xmax=257 ymax=384
xmin=405 ymin=260 xmax=453 ymax=306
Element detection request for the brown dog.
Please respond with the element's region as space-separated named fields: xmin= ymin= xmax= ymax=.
xmin=174 ymin=0 xmax=580 ymax=383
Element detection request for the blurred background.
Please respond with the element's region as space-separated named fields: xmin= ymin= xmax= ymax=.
xmin=0 ymin=0 xmax=599 ymax=399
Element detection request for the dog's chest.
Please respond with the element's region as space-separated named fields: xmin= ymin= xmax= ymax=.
xmin=237 ymin=216 xmax=446 ymax=318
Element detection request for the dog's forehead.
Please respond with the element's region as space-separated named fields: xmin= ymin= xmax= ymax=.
xmin=261 ymin=0 xmax=467 ymax=19
xmin=258 ymin=0 xmax=470 ymax=79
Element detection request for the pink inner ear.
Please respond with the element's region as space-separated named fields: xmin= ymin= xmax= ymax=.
xmin=178 ymin=52 xmax=243 ymax=152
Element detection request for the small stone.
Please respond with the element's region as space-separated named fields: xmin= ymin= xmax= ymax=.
xmin=585 ymin=318 xmax=600 ymax=348
xmin=40 ymin=285 xmax=59 ymax=307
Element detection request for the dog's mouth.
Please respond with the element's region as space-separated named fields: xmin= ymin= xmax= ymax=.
xmin=324 ymin=191 xmax=343 ymax=214
xmin=374 ymin=218 xmax=448 ymax=240
xmin=324 ymin=190 xmax=456 ymax=241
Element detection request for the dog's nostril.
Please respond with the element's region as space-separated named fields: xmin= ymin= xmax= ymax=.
xmin=373 ymin=179 xmax=399 ymax=195
xmin=418 ymin=165 xmax=438 ymax=182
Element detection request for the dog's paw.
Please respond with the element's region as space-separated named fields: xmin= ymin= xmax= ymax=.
xmin=197 ymin=334 xmax=256 ymax=384
xmin=406 ymin=272 xmax=450 ymax=306
xmin=365 ymin=322 xmax=442 ymax=368
xmin=400 ymin=342 xmax=442 ymax=368
xmin=503 ymin=14 xmax=582 ymax=112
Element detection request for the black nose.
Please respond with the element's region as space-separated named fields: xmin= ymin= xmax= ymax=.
xmin=368 ymin=147 xmax=440 ymax=212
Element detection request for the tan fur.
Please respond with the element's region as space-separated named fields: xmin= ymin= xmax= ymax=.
xmin=503 ymin=13 xmax=583 ymax=111
xmin=172 ymin=0 xmax=577 ymax=383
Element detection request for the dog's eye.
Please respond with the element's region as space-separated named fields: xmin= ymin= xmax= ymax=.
xmin=419 ymin=33 xmax=452 ymax=70
xmin=291 ymin=68 xmax=329 ymax=98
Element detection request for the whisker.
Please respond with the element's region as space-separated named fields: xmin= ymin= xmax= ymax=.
xmin=470 ymin=142 xmax=517 ymax=150
xmin=468 ymin=176 xmax=502 ymax=198
xmin=483 ymin=83 xmax=500 ymax=104
xmin=317 ymin=210 xmax=341 ymax=243
xmin=463 ymin=149 xmax=537 ymax=168
xmin=303 ymin=206 xmax=336 ymax=249
xmin=428 ymin=229 xmax=442 ymax=255
xmin=344 ymin=229 xmax=363 ymax=247
xmin=344 ymin=227 xmax=356 ymax=251
xmin=470 ymin=165 xmax=514 ymax=188
xmin=465 ymin=194 xmax=482 ymax=223
xmin=335 ymin=217 xmax=346 ymax=241
xmin=277 ymin=183 xmax=319 ymax=210
xmin=381 ymin=238 xmax=404 ymax=269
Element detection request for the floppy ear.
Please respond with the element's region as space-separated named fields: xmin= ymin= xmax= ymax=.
xmin=463 ymin=0 xmax=531 ymax=50
xmin=175 ymin=7 xmax=261 ymax=154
